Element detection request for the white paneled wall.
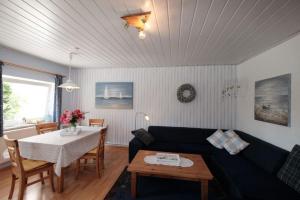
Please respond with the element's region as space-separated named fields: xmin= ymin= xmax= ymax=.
xmin=63 ymin=66 xmax=237 ymax=145
xmin=237 ymin=34 xmax=300 ymax=151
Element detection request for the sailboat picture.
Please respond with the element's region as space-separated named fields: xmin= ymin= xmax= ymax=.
xmin=95 ymin=82 xmax=133 ymax=109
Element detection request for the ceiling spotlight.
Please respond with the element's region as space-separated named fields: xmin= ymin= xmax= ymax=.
xmin=144 ymin=21 xmax=151 ymax=30
xmin=139 ymin=30 xmax=146 ymax=39
xmin=121 ymin=11 xmax=151 ymax=40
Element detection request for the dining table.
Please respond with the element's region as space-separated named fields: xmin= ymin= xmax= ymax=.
xmin=18 ymin=126 xmax=103 ymax=193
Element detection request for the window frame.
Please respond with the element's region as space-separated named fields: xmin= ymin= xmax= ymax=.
xmin=3 ymin=75 xmax=55 ymax=131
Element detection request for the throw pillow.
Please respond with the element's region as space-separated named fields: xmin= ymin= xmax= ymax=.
xmin=223 ymin=136 xmax=249 ymax=155
xmin=131 ymin=129 xmax=155 ymax=146
xmin=224 ymin=130 xmax=239 ymax=138
xmin=277 ymin=145 xmax=300 ymax=193
xmin=206 ymin=129 xmax=228 ymax=149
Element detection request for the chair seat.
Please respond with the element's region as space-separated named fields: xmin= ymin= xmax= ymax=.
xmin=87 ymin=148 xmax=97 ymax=154
xmin=22 ymin=159 xmax=50 ymax=171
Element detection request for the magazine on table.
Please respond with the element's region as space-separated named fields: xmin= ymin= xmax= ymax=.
xmin=155 ymin=153 xmax=181 ymax=166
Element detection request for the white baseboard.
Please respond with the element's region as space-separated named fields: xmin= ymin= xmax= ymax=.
xmin=105 ymin=142 xmax=128 ymax=147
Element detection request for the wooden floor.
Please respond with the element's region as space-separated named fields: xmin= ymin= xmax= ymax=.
xmin=0 ymin=146 xmax=128 ymax=200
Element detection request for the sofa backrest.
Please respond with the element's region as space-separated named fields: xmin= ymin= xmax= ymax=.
xmin=235 ymin=130 xmax=289 ymax=175
xmin=148 ymin=126 xmax=216 ymax=144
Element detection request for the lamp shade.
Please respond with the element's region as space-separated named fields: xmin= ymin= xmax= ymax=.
xmin=135 ymin=112 xmax=150 ymax=130
xmin=145 ymin=115 xmax=150 ymax=121
xmin=58 ymin=79 xmax=80 ymax=92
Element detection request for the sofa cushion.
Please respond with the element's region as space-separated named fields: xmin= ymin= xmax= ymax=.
xmin=148 ymin=126 xmax=216 ymax=144
xmin=131 ymin=129 xmax=155 ymax=146
xmin=177 ymin=143 xmax=214 ymax=155
xmin=224 ymin=130 xmax=239 ymax=138
xmin=210 ymin=149 xmax=300 ymax=200
xmin=208 ymin=150 xmax=246 ymax=199
xmin=235 ymin=130 xmax=289 ymax=174
xmin=145 ymin=142 xmax=214 ymax=156
xmin=207 ymin=129 xmax=229 ymax=149
xmin=145 ymin=142 xmax=179 ymax=153
xmin=277 ymin=144 xmax=300 ymax=193
xmin=223 ymin=135 xmax=249 ymax=155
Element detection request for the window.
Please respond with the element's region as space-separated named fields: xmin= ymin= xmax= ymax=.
xmin=3 ymin=75 xmax=54 ymax=130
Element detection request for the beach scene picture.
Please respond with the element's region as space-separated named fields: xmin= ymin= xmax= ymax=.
xmin=255 ymin=74 xmax=291 ymax=126
xmin=95 ymin=82 xmax=133 ymax=109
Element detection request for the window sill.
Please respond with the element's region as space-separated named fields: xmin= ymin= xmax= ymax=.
xmin=4 ymin=124 xmax=36 ymax=132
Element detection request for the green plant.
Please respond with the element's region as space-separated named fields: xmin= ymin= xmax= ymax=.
xmin=3 ymin=82 xmax=20 ymax=120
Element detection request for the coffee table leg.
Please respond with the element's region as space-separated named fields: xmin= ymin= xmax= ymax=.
xmin=201 ymin=180 xmax=208 ymax=200
xmin=131 ymin=172 xmax=137 ymax=199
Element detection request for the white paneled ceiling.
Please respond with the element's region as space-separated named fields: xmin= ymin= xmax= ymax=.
xmin=0 ymin=0 xmax=300 ymax=68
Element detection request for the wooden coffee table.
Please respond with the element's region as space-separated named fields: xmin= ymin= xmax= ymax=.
xmin=127 ymin=150 xmax=213 ymax=200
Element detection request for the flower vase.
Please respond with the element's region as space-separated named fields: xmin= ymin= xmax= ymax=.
xmin=70 ymin=123 xmax=77 ymax=132
xmin=65 ymin=124 xmax=76 ymax=132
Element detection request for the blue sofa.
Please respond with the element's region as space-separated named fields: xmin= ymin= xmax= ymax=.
xmin=129 ymin=126 xmax=300 ymax=200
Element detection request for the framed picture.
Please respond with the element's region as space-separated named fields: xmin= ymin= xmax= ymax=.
xmin=95 ymin=82 xmax=133 ymax=109
xmin=255 ymin=74 xmax=291 ymax=126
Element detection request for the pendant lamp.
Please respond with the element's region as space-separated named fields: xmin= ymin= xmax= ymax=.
xmin=58 ymin=51 xmax=80 ymax=92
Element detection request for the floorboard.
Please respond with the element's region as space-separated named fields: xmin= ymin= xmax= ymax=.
xmin=0 ymin=145 xmax=128 ymax=200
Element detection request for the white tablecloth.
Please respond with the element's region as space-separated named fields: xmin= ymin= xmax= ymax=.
xmin=18 ymin=126 xmax=102 ymax=176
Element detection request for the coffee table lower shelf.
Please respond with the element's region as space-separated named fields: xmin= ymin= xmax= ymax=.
xmin=130 ymin=172 xmax=209 ymax=200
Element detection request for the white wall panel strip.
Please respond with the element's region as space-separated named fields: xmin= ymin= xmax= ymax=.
xmin=63 ymin=65 xmax=237 ymax=145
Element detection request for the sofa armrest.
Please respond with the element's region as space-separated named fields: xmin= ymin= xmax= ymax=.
xmin=129 ymin=137 xmax=146 ymax=163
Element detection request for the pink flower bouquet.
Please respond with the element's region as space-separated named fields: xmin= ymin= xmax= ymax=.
xmin=60 ymin=109 xmax=85 ymax=127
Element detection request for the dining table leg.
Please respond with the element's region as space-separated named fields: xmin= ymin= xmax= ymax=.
xmin=57 ymin=167 xmax=65 ymax=193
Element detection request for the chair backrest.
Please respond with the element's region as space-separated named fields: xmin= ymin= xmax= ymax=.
xmin=3 ymin=135 xmax=24 ymax=174
xmin=89 ymin=119 xmax=105 ymax=127
xmin=96 ymin=127 xmax=108 ymax=156
xmin=35 ymin=122 xmax=58 ymax=134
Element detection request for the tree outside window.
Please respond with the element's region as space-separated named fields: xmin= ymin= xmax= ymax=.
xmin=3 ymin=82 xmax=20 ymax=120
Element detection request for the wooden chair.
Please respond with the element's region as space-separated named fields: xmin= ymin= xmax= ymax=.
xmin=35 ymin=122 xmax=58 ymax=134
xmin=86 ymin=119 xmax=105 ymax=167
xmin=75 ymin=127 xmax=107 ymax=179
xmin=3 ymin=135 xmax=55 ymax=200
xmin=89 ymin=119 xmax=105 ymax=127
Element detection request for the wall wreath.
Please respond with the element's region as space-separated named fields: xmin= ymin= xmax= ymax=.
xmin=177 ymin=84 xmax=196 ymax=103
